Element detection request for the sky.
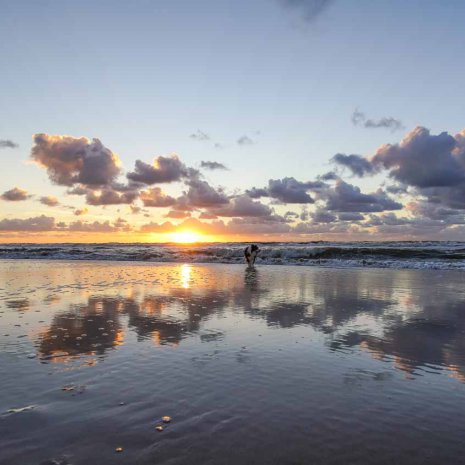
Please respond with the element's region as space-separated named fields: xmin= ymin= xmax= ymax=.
xmin=1 ymin=0 xmax=465 ymax=242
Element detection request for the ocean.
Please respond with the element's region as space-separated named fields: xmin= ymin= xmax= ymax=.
xmin=1 ymin=241 xmax=465 ymax=270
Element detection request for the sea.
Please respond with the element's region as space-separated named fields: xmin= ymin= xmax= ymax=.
xmin=1 ymin=241 xmax=465 ymax=270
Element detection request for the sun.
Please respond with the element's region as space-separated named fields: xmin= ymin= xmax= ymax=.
xmin=169 ymin=230 xmax=202 ymax=243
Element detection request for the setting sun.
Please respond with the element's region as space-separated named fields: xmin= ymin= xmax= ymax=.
xmin=169 ymin=231 xmax=203 ymax=243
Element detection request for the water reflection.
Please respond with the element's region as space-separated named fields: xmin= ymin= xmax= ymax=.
xmin=3 ymin=262 xmax=465 ymax=381
xmin=180 ymin=264 xmax=191 ymax=289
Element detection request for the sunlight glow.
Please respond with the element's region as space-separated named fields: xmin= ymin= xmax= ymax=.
xmin=180 ymin=264 xmax=192 ymax=289
xmin=169 ymin=230 xmax=202 ymax=243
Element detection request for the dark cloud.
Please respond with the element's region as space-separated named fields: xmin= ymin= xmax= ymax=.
xmin=140 ymin=187 xmax=176 ymax=207
xmin=183 ymin=177 xmax=229 ymax=208
xmin=406 ymin=202 xmax=465 ymax=224
xmin=284 ymin=211 xmax=300 ymax=219
xmin=39 ymin=196 xmax=59 ymax=207
xmin=209 ymin=195 xmax=273 ymax=218
xmin=386 ymin=184 xmax=408 ymax=195
xmin=311 ymin=209 xmax=336 ymax=223
xmin=246 ymin=187 xmax=269 ymax=199
xmin=278 ymin=0 xmax=334 ymax=22
xmin=127 ymin=155 xmax=187 ymax=185
xmin=1 ymin=187 xmax=30 ymax=201
xmin=332 ymin=153 xmax=376 ymax=177
xmin=0 ymin=139 xmax=19 ymax=149
xmin=338 ymin=212 xmax=364 ymax=221
xmin=319 ymin=171 xmax=339 ymax=181
xmin=31 ymin=134 xmax=121 ymax=187
xmin=0 ymin=215 xmax=55 ymax=231
xmin=200 ymin=161 xmax=228 ymax=170
xmin=321 ymin=180 xmax=402 ymax=213
xmin=190 ymin=130 xmax=210 ymax=141
xmin=332 ymin=127 xmax=465 ymax=213
xmin=248 ymin=177 xmax=324 ymax=204
xmin=237 ymin=135 xmax=255 ymax=146
xmin=372 ymin=126 xmax=465 ymax=188
xmin=351 ymin=109 xmax=404 ymax=132
xmin=269 ymin=178 xmax=322 ymax=203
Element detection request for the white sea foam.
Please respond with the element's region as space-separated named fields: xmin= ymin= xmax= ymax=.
xmin=1 ymin=241 xmax=465 ymax=270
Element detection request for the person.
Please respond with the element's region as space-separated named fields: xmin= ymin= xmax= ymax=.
xmin=244 ymin=244 xmax=260 ymax=266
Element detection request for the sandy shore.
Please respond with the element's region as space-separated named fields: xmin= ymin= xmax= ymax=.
xmin=1 ymin=260 xmax=465 ymax=465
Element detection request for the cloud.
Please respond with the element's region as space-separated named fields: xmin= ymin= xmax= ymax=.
xmin=0 ymin=139 xmax=19 ymax=149
xmin=67 ymin=220 xmax=124 ymax=232
xmin=319 ymin=171 xmax=339 ymax=181
xmin=365 ymin=117 xmax=404 ymax=132
xmin=278 ymin=0 xmax=334 ymax=22
xmin=332 ymin=127 xmax=465 ymax=212
xmin=31 ymin=134 xmax=121 ymax=187
xmin=39 ymin=196 xmax=59 ymax=207
xmin=74 ymin=208 xmax=88 ymax=216
xmin=209 ymin=195 xmax=273 ymax=218
xmin=248 ymin=177 xmax=324 ymax=203
xmin=237 ymin=135 xmax=255 ymax=146
xmin=1 ymin=187 xmax=30 ymax=201
xmin=200 ymin=161 xmax=228 ymax=170
xmin=140 ymin=217 xmax=292 ymax=236
xmin=199 ymin=212 xmax=218 ymax=220
xmin=140 ymin=187 xmax=176 ymax=207
xmin=351 ymin=109 xmax=404 ymax=132
xmin=246 ymin=187 xmax=269 ymax=199
xmin=338 ymin=212 xmax=364 ymax=221
xmin=310 ymin=209 xmax=336 ymax=223
xmin=183 ymin=177 xmax=229 ymax=208
xmin=140 ymin=221 xmax=179 ymax=234
xmin=0 ymin=215 xmax=55 ymax=231
xmin=190 ymin=130 xmax=210 ymax=141
xmin=372 ymin=126 xmax=464 ymax=188
xmin=127 ymin=155 xmax=187 ymax=185
xmin=332 ymin=153 xmax=376 ymax=177
xmin=320 ymin=180 xmax=402 ymax=213
xmin=85 ymin=187 xmax=139 ymax=205
xmin=165 ymin=210 xmax=192 ymax=219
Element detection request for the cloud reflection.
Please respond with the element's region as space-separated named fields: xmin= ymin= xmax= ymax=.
xmin=26 ymin=264 xmax=465 ymax=381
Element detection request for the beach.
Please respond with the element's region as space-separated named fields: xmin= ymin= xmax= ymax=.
xmin=1 ymin=260 xmax=465 ymax=465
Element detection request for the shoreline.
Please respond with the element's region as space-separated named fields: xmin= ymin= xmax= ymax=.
xmin=1 ymin=257 xmax=464 ymax=272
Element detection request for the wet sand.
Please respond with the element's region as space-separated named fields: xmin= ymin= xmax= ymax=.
xmin=1 ymin=260 xmax=465 ymax=465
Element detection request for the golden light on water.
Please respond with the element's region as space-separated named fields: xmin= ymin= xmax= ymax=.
xmin=180 ymin=264 xmax=192 ymax=289
xmin=169 ymin=230 xmax=203 ymax=243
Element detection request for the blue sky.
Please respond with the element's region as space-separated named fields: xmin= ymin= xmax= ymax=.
xmin=1 ymin=0 xmax=465 ymax=241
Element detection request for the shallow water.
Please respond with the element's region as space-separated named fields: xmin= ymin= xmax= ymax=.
xmin=1 ymin=260 xmax=465 ymax=465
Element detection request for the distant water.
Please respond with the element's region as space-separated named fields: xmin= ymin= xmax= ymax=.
xmin=2 ymin=241 xmax=465 ymax=270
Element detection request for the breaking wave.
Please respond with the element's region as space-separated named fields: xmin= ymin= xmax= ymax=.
xmin=1 ymin=241 xmax=465 ymax=270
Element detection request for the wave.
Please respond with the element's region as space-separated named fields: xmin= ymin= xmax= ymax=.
xmin=1 ymin=242 xmax=465 ymax=270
